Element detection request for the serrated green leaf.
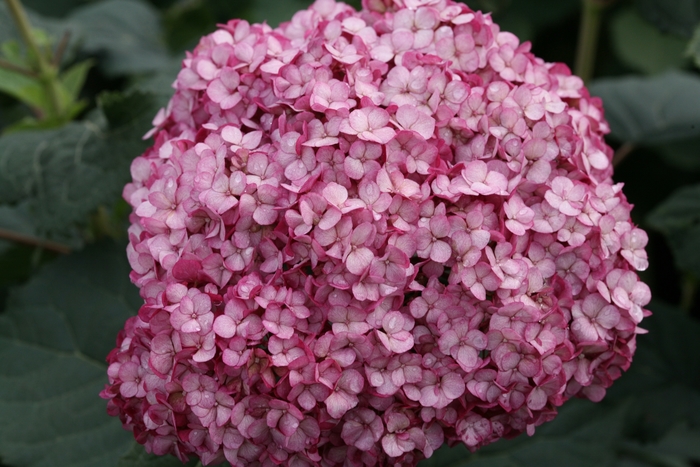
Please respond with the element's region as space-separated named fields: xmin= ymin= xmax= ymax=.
xmin=69 ymin=0 xmax=170 ymax=76
xmin=0 ymin=242 xmax=141 ymax=467
xmin=636 ymin=0 xmax=700 ymax=37
xmin=647 ymin=185 xmax=700 ymax=276
xmin=0 ymin=90 xmax=159 ymax=246
xmin=611 ymin=8 xmax=687 ymax=74
xmin=590 ymin=72 xmax=700 ymax=144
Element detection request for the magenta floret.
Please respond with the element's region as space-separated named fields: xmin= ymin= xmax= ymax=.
xmin=102 ymin=0 xmax=651 ymax=465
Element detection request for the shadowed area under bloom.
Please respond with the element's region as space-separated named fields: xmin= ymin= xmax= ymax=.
xmin=103 ymin=0 xmax=651 ymax=465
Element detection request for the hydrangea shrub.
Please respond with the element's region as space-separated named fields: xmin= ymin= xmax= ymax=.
xmin=101 ymin=0 xmax=651 ymax=465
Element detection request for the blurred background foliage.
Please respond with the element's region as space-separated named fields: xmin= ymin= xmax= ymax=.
xmin=1 ymin=0 xmax=700 ymax=466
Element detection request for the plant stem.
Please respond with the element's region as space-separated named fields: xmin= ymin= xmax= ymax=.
xmin=680 ymin=273 xmax=697 ymax=313
xmin=52 ymin=31 xmax=70 ymax=67
xmin=574 ymin=0 xmax=608 ymax=83
xmin=0 ymin=227 xmax=71 ymax=254
xmin=612 ymin=142 xmax=635 ymax=167
xmin=4 ymin=0 xmax=63 ymax=118
xmin=0 ymin=57 xmax=36 ymax=77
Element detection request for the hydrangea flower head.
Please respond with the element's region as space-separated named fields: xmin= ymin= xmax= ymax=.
xmin=102 ymin=0 xmax=651 ymax=465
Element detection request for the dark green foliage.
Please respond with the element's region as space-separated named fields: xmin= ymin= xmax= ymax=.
xmin=648 ymin=185 xmax=700 ymax=278
xmin=0 ymin=90 xmax=160 ymax=246
xmin=589 ymin=72 xmax=700 ymax=144
xmin=636 ymin=0 xmax=700 ymax=37
xmin=0 ymin=243 xmax=140 ymax=467
xmin=0 ymin=0 xmax=698 ymax=466
xmin=70 ymin=0 xmax=170 ymax=76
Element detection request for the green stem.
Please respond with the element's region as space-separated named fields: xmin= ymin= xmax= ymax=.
xmin=0 ymin=227 xmax=71 ymax=254
xmin=574 ymin=0 xmax=607 ymax=83
xmin=680 ymin=273 xmax=697 ymax=313
xmin=4 ymin=0 xmax=63 ymax=118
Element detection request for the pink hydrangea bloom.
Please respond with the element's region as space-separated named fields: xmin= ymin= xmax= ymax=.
xmin=102 ymin=0 xmax=650 ymax=465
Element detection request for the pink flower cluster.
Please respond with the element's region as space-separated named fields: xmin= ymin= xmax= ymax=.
xmin=101 ymin=0 xmax=651 ymax=465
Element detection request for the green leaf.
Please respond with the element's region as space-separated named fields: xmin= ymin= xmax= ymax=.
xmin=590 ymin=71 xmax=700 ymax=144
xmin=0 ymin=242 xmax=141 ymax=467
xmin=686 ymin=23 xmax=700 ymax=69
xmin=2 ymin=114 xmax=72 ymax=134
xmin=653 ymin=425 xmax=700 ymax=460
xmin=502 ymin=0 xmax=580 ymax=29
xmin=0 ymin=66 xmax=48 ymax=110
xmin=117 ymin=443 xmax=200 ymax=467
xmin=647 ymin=185 xmax=700 ymax=232
xmin=636 ymin=0 xmax=700 ymax=37
xmin=0 ymin=203 xmax=45 ymax=279
xmin=420 ymin=399 xmax=627 ymax=467
xmin=243 ymin=0 xmax=314 ymax=27
xmin=68 ymin=0 xmax=170 ymax=76
xmin=127 ymin=58 xmax=182 ymax=108
xmin=618 ymin=440 xmax=691 ymax=467
xmin=608 ymin=302 xmax=700 ymax=441
xmin=163 ymin=0 xmax=218 ymax=53
xmin=0 ymin=58 xmax=89 ymax=125
xmin=611 ymin=8 xmax=688 ymax=74
xmin=99 ymin=90 xmax=158 ymax=129
xmin=486 ymin=0 xmax=579 ymax=42
xmin=59 ymin=59 xmax=92 ymax=103
xmin=0 ymin=89 xmax=160 ymax=246
xmin=607 ymin=302 xmax=700 ymax=463
xmin=1 ymin=40 xmax=24 ymax=66
xmin=654 ymin=137 xmax=700 ymax=171
xmin=626 ymin=301 xmax=700 ymax=391
xmin=20 ymin=0 xmax=90 ymax=18
xmin=461 ymin=0 xmax=511 ymax=15
xmin=647 ymin=185 xmax=700 ymax=276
